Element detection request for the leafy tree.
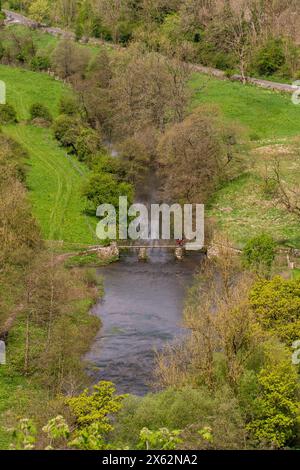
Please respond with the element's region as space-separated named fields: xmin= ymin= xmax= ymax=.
xmin=250 ymin=276 xmax=300 ymax=344
xmin=30 ymin=55 xmax=50 ymax=71
xmin=247 ymin=342 xmax=299 ymax=449
xmin=52 ymin=114 xmax=81 ymax=148
xmin=252 ymin=38 xmax=285 ymax=76
xmin=52 ymin=39 xmax=91 ymax=79
xmin=75 ymin=127 xmax=102 ymax=161
xmin=242 ymin=233 xmax=276 ymax=275
xmin=82 ymin=171 xmax=134 ymax=211
xmin=158 ymin=109 xmax=225 ymax=203
xmin=67 ymin=381 xmax=126 ymax=450
xmin=28 ymin=0 xmax=50 ymax=24
xmin=118 ymin=135 xmax=151 ymax=187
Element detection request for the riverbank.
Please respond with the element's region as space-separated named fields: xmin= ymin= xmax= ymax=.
xmin=0 ymin=261 xmax=102 ymax=449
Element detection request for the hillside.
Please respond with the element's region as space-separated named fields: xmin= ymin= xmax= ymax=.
xmin=0 ymin=65 xmax=97 ymax=246
xmin=190 ymin=73 xmax=300 ymax=248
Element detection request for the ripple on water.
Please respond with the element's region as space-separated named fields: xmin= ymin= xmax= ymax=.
xmin=85 ymin=251 xmax=203 ymax=395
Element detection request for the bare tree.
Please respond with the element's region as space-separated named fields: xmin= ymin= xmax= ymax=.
xmin=270 ymin=157 xmax=300 ymax=218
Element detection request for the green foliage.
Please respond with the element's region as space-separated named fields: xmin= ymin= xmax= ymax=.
xmin=28 ymin=0 xmax=50 ymax=24
xmin=0 ymin=103 xmax=18 ymax=124
xmin=67 ymin=381 xmax=125 ymax=428
xmin=65 ymin=252 xmax=116 ymax=268
xmin=30 ymin=55 xmax=50 ymax=71
xmin=250 ymin=276 xmax=300 ymax=344
xmin=242 ymin=233 xmax=276 ymax=274
xmin=52 ymin=114 xmax=80 ymax=147
xmin=112 ymin=386 xmax=245 ymax=450
xmin=138 ymin=427 xmax=182 ymax=450
xmin=75 ymin=127 xmax=102 ymax=162
xmin=67 ymin=381 xmax=126 ymax=450
xmin=251 ymin=38 xmax=285 ymax=77
xmin=59 ymin=95 xmax=79 ymax=116
xmin=246 ymin=342 xmax=299 ymax=448
xmin=53 ymin=114 xmax=101 ymax=160
xmin=82 ymin=172 xmax=134 ymax=212
xmin=11 ymin=419 xmax=37 ymax=450
xmin=42 ymin=416 xmax=70 ymax=449
xmin=30 ymin=102 xmax=52 ymax=123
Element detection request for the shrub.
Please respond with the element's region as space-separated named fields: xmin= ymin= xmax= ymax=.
xmin=112 ymin=386 xmax=246 ymax=450
xmin=30 ymin=103 xmax=52 ymax=123
xmin=250 ymin=276 xmax=300 ymax=344
xmin=59 ymin=95 xmax=79 ymax=116
xmin=246 ymin=342 xmax=299 ymax=448
xmin=242 ymin=234 xmax=276 ymax=274
xmin=30 ymin=55 xmax=51 ymax=71
xmin=75 ymin=127 xmax=102 ymax=162
xmin=82 ymin=172 xmax=134 ymax=212
xmin=0 ymin=103 xmax=18 ymax=123
xmin=52 ymin=114 xmax=80 ymax=148
xmin=251 ymin=38 xmax=285 ymax=76
xmin=67 ymin=381 xmax=126 ymax=450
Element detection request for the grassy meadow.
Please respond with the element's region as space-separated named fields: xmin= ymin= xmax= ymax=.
xmin=191 ymin=73 xmax=300 ymax=248
xmin=0 ymin=65 xmax=97 ymax=245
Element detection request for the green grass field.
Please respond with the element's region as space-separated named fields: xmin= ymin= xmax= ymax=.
xmin=191 ymin=73 xmax=300 ymax=248
xmin=0 ymin=65 xmax=97 ymax=245
xmin=191 ymin=73 xmax=300 ymax=140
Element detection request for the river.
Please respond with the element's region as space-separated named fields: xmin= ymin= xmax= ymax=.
xmin=86 ymin=249 xmax=203 ymax=395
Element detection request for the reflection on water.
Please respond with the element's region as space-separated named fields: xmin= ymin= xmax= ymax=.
xmin=86 ymin=249 xmax=203 ymax=395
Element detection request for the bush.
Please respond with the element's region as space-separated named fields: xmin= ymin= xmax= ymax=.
xmin=30 ymin=55 xmax=51 ymax=71
xmin=246 ymin=342 xmax=299 ymax=448
xmin=29 ymin=103 xmax=52 ymax=123
xmin=59 ymin=95 xmax=79 ymax=116
xmin=75 ymin=127 xmax=102 ymax=162
xmin=250 ymin=276 xmax=300 ymax=344
xmin=0 ymin=103 xmax=18 ymax=123
xmin=82 ymin=172 xmax=134 ymax=212
xmin=52 ymin=114 xmax=80 ymax=148
xmin=112 ymin=386 xmax=246 ymax=450
xmin=251 ymin=38 xmax=285 ymax=76
xmin=242 ymin=234 xmax=276 ymax=274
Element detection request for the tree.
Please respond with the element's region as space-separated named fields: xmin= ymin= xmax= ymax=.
xmin=242 ymin=233 xmax=276 ymax=275
xmin=269 ymin=156 xmax=300 ymax=219
xmin=82 ymin=172 xmax=134 ymax=211
xmin=250 ymin=276 xmax=300 ymax=345
xmin=28 ymin=0 xmax=50 ymax=24
xmin=75 ymin=127 xmax=102 ymax=161
xmin=52 ymin=39 xmax=91 ymax=79
xmin=52 ymin=0 xmax=77 ymax=26
xmin=94 ymin=0 xmax=124 ymax=42
xmin=158 ymin=109 xmax=225 ymax=203
xmin=67 ymin=381 xmax=126 ymax=450
xmin=247 ymin=341 xmax=299 ymax=449
xmin=110 ymin=47 xmax=189 ymax=138
xmin=118 ymin=135 xmax=151 ymax=187
xmin=225 ymin=9 xmax=252 ymax=82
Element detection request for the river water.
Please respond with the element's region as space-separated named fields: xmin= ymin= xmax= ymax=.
xmin=86 ymin=249 xmax=203 ymax=395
